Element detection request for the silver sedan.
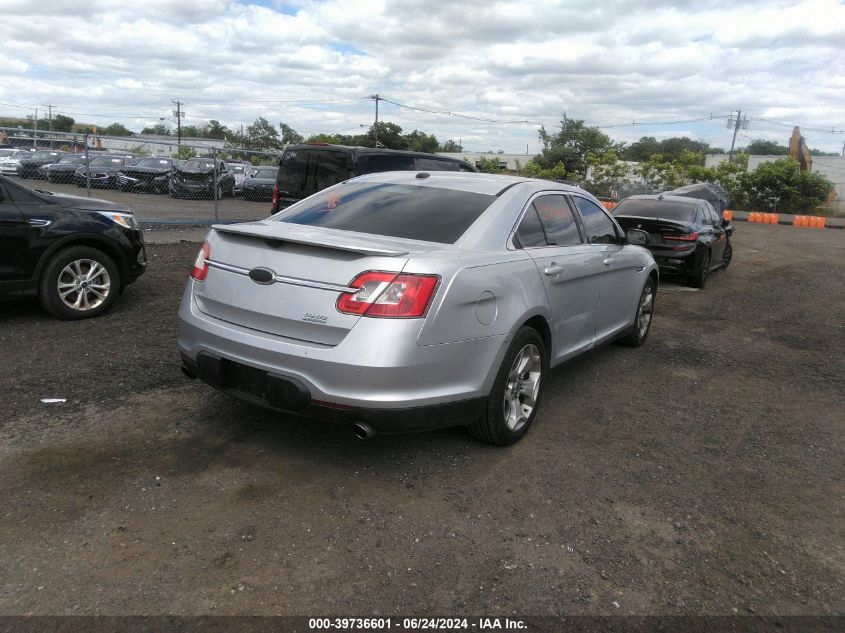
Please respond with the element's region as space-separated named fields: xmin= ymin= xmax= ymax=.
xmin=178 ymin=172 xmax=657 ymax=445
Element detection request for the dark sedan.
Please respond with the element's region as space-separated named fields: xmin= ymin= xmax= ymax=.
xmin=117 ymin=157 xmax=174 ymax=194
xmin=170 ymin=158 xmax=236 ymax=199
xmin=74 ymin=155 xmax=135 ymax=189
xmin=0 ymin=175 xmax=146 ymax=319
xmin=612 ymin=194 xmax=733 ymax=288
xmin=242 ymin=166 xmax=278 ymax=201
xmin=43 ymin=154 xmax=88 ymax=183
xmin=18 ymin=150 xmax=66 ymax=179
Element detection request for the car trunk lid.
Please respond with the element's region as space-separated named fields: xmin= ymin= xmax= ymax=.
xmin=614 ymin=215 xmax=695 ymax=245
xmin=193 ymin=222 xmax=433 ymax=345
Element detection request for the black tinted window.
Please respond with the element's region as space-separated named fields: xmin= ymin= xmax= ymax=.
xmin=572 ymin=196 xmax=618 ymax=244
xmin=415 ymin=157 xmax=458 ymax=171
xmin=515 ymin=207 xmax=547 ymax=248
xmin=359 ymin=154 xmax=415 ymax=173
xmin=279 ymin=149 xmax=348 ymax=195
xmin=533 ymin=195 xmax=582 ymax=246
xmin=275 ymin=182 xmax=494 ymax=244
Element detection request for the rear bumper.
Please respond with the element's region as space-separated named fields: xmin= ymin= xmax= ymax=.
xmin=177 ymin=282 xmax=508 ymax=429
xmin=649 ymin=245 xmax=698 ymax=275
xmin=180 ymin=352 xmax=486 ymax=433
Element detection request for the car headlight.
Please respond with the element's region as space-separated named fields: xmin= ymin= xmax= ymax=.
xmin=98 ymin=211 xmax=139 ymax=229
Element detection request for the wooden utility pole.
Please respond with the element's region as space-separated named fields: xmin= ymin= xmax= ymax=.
xmin=172 ymin=99 xmax=183 ymax=147
xmin=369 ymin=94 xmax=381 ymax=147
xmin=728 ymin=110 xmax=746 ymax=163
xmin=43 ymin=104 xmax=56 ymax=147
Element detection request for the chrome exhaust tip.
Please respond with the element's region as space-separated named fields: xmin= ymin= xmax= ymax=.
xmin=352 ymin=421 xmax=377 ymax=440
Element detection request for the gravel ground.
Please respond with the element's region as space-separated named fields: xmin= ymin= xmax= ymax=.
xmin=0 ymin=223 xmax=842 ymax=616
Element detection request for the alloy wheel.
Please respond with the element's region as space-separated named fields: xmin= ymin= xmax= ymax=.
xmin=502 ymin=343 xmax=542 ymax=432
xmin=57 ymin=259 xmax=111 ymax=311
xmin=637 ymin=282 xmax=655 ymax=339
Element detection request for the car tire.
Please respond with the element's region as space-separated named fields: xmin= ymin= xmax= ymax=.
xmin=215 ymin=184 xmax=223 ymax=200
xmin=230 ymin=183 xmax=236 ymax=198
xmin=690 ymin=250 xmax=711 ymax=289
xmin=39 ymin=246 xmax=121 ymax=320
xmin=469 ymin=326 xmax=547 ymax=446
xmin=617 ymin=276 xmax=656 ymax=347
xmin=721 ymin=241 xmax=733 ymax=270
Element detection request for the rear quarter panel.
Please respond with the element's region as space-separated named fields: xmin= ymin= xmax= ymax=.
xmin=411 ymin=251 xmax=552 ymax=347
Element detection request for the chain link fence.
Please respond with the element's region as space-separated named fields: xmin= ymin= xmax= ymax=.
xmin=0 ymin=127 xmax=281 ymax=223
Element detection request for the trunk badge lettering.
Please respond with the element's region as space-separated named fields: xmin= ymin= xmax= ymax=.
xmin=302 ymin=313 xmax=327 ymax=324
xmin=248 ymin=268 xmax=275 ymax=284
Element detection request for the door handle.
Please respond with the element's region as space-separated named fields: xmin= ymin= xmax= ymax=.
xmin=603 ymin=258 xmax=614 ymax=266
xmin=544 ymin=264 xmax=564 ymax=276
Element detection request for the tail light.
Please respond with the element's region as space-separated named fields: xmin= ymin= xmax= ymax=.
xmin=663 ymin=232 xmax=698 ymax=241
xmin=190 ymin=242 xmax=210 ymax=281
xmin=337 ymin=271 xmax=439 ymax=318
xmin=271 ymin=184 xmax=279 ymax=212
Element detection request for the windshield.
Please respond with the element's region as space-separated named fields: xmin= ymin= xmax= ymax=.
xmin=31 ymin=151 xmax=62 ymax=160
xmin=136 ymin=158 xmax=172 ymax=169
xmin=252 ymin=167 xmax=277 ymax=179
xmin=183 ymin=159 xmax=215 ymax=170
xmin=58 ymin=155 xmax=86 ymax=164
xmin=274 ymin=181 xmax=495 ymax=244
xmin=230 ymin=165 xmax=245 ymax=174
xmin=89 ymin=156 xmax=126 ymax=167
xmin=0 ymin=149 xmax=16 ymax=158
xmin=613 ymin=199 xmax=695 ymax=222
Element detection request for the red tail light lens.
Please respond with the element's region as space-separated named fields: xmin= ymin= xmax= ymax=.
xmin=663 ymin=232 xmax=698 ymax=241
xmin=190 ymin=242 xmax=210 ymax=281
xmin=337 ymin=271 xmax=439 ymax=318
xmin=271 ymin=184 xmax=279 ymax=212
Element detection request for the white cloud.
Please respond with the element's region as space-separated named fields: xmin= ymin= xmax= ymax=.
xmin=0 ymin=0 xmax=842 ymax=153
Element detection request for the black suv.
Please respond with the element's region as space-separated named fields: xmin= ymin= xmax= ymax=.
xmin=272 ymin=144 xmax=477 ymax=211
xmin=0 ymin=175 xmax=146 ymax=319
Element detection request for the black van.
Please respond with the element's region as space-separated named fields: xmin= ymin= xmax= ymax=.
xmin=272 ymin=144 xmax=477 ymax=211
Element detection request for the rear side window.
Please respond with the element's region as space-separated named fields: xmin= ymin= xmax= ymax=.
xmin=571 ymin=196 xmax=618 ymax=244
xmin=358 ymin=154 xmax=415 ymax=173
xmin=279 ymin=149 xmax=349 ymax=195
xmin=414 ymin=157 xmax=458 ymax=171
xmin=533 ymin=195 xmax=582 ymax=246
xmin=515 ymin=207 xmax=547 ymax=248
xmin=274 ymin=181 xmax=495 ymax=244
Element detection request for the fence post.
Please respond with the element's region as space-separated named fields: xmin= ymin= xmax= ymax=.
xmin=212 ymin=148 xmax=219 ymax=223
xmin=84 ymin=134 xmax=91 ymax=198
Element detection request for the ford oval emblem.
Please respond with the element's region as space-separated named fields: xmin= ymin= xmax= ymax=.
xmin=248 ymin=267 xmax=275 ymax=285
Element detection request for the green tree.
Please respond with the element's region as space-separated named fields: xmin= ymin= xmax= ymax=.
xmin=532 ymin=115 xmax=618 ymax=178
xmin=279 ymin=122 xmax=304 ymax=145
xmin=246 ymin=116 xmax=281 ymax=149
xmin=180 ymin=125 xmax=202 ymax=138
xmin=364 ymin=121 xmax=406 ymax=149
xmin=475 ymin=156 xmax=505 ymax=173
xmin=744 ymin=139 xmax=789 ymax=155
xmin=141 ymin=123 xmax=170 ymax=136
xmin=205 ymin=120 xmax=229 ymax=140
xmin=405 ymin=129 xmax=439 ymax=153
xmin=52 ymin=114 xmax=75 ymax=133
xmin=582 ymin=149 xmax=629 ymax=198
xmin=523 ymin=160 xmax=568 ymax=181
xmin=441 ymin=139 xmax=463 ymax=152
xmin=175 ymin=146 xmax=196 ymax=160
xmin=101 ymin=122 xmax=134 ymax=137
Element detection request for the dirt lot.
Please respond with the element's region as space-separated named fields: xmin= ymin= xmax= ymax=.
xmin=0 ymin=223 xmax=842 ymax=617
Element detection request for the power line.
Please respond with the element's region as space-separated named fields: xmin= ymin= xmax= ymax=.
xmin=748 ymin=115 xmax=844 ymax=134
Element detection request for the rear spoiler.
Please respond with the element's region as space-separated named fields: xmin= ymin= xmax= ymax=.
xmin=212 ymin=223 xmax=410 ymax=257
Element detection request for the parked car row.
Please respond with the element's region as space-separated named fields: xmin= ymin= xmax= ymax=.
xmin=0 ymin=148 xmax=277 ymax=200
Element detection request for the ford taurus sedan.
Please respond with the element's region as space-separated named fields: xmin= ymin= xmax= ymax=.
xmin=178 ymin=172 xmax=657 ymax=445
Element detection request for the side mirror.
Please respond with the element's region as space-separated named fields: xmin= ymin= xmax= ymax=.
xmin=626 ymin=228 xmax=649 ymax=246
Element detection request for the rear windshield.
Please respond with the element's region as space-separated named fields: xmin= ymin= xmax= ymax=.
xmin=273 ymin=181 xmax=495 ymax=244
xmin=58 ymin=155 xmax=86 ymax=164
xmin=613 ymin=199 xmax=695 ymax=222
xmin=136 ymin=158 xmax=171 ymax=168
xmin=89 ymin=157 xmax=125 ymax=167
xmin=252 ymin=167 xmax=277 ymax=178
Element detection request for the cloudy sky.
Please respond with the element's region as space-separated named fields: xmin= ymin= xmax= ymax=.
xmin=1 ymin=0 xmax=844 ymax=154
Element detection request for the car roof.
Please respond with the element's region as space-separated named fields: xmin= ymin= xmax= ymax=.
xmin=348 ymin=170 xmax=596 ymax=197
xmin=286 ymin=143 xmax=471 ymax=162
